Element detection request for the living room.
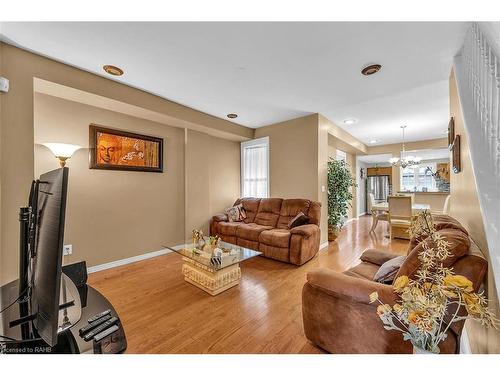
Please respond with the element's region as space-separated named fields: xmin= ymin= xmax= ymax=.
xmin=1 ymin=1 xmax=500 ymax=372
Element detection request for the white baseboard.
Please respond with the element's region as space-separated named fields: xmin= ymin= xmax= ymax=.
xmin=87 ymin=248 xmax=171 ymax=274
xmin=320 ymin=241 xmax=329 ymax=250
xmin=460 ymin=326 xmax=472 ymax=354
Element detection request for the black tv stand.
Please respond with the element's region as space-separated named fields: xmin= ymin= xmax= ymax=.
xmin=1 ymin=275 xmax=126 ymax=354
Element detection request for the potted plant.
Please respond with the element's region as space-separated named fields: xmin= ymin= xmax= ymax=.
xmin=327 ymin=157 xmax=357 ymax=241
xmin=370 ymin=211 xmax=498 ymax=354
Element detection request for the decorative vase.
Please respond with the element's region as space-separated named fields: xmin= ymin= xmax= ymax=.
xmin=328 ymin=225 xmax=339 ymax=242
xmin=413 ymin=345 xmax=438 ymax=354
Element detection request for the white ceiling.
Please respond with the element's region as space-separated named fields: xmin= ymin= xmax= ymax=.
xmin=0 ymin=22 xmax=467 ymax=145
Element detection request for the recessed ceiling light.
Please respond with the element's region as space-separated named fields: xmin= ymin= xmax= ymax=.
xmin=369 ymin=139 xmax=379 ymax=144
xmin=103 ymin=65 xmax=124 ymax=76
xmin=227 ymin=113 xmax=238 ymax=119
xmin=343 ymin=118 xmax=357 ymax=125
xmin=361 ymin=64 xmax=382 ymax=76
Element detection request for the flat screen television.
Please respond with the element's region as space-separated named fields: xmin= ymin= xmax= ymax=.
xmin=30 ymin=167 xmax=69 ymax=346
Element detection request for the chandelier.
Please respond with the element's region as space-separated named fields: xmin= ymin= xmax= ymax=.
xmin=389 ymin=125 xmax=421 ymax=169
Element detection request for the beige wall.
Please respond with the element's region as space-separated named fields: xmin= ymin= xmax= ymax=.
xmin=33 ymin=94 xmax=241 ymax=268
xmin=449 ymin=70 xmax=500 ymax=354
xmin=255 ymin=115 xmax=319 ymax=200
xmin=185 ymin=129 xmax=240 ymax=237
xmin=255 ymin=114 xmax=328 ymax=243
xmin=34 ymin=93 xmax=186 ymax=266
xmin=0 ymin=43 xmax=248 ymax=284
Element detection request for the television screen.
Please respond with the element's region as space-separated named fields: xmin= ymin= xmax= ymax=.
xmin=31 ymin=167 xmax=69 ymax=346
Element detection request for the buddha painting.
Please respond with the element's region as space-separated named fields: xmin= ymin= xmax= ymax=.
xmin=90 ymin=125 xmax=163 ymax=172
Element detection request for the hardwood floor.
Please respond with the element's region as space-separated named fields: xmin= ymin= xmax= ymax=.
xmin=88 ymin=215 xmax=408 ymax=353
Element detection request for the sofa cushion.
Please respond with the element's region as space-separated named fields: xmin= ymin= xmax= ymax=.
xmin=259 ymin=229 xmax=291 ymax=248
xmin=307 ymin=201 xmax=322 ymax=226
xmin=218 ymin=222 xmax=241 ymax=237
xmin=236 ymin=223 xmax=274 ymax=242
xmin=408 ymin=214 xmax=469 ymax=253
xmin=259 ymin=243 xmax=290 ymax=263
xmin=343 ymin=262 xmax=380 ymax=280
xmin=254 ymin=198 xmax=283 ymax=227
xmin=396 ymin=228 xmax=470 ymax=281
xmin=234 ymin=198 xmax=261 ymax=223
xmin=236 ymin=238 xmax=259 ymax=251
xmin=276 ymin=199 xmax=311 ymax=229
xmin=359 ymin=249 xmax=400 ymax=266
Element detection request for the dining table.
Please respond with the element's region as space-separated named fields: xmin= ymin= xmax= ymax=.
xmin=370 ymin=202 xmax=431 ymax=232
xmin=371 ymin=202 xmax=430 ymax=212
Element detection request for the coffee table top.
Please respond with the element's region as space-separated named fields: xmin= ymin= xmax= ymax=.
xmin=164 ymin=238 xmax=262 ymax=271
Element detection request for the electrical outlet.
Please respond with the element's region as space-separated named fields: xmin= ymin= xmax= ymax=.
xmin=63 ymin=244 xmax=72 ymax=256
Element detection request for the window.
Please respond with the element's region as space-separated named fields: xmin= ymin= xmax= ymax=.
xmin=241 ymin=137 xmax=269 ymax=198
xmin=400 ymin=163 xmax=437 ymax=192
xmin=336 ymin=149 xmax=347 ymax=162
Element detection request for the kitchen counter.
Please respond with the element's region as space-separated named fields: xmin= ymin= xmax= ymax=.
xmin=397 ymin=191 xmax=450 ymax=211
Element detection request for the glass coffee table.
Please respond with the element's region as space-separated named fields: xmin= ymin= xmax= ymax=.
xmin=164 ymin=239 xmax=261 ymax=296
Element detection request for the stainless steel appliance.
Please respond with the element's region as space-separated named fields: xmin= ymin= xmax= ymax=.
xmin=366 ymin=175 xmax=390 ymax=204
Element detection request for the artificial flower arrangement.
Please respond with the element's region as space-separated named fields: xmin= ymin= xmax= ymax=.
xmin=369 ymin=210 xmax=498 ymax=354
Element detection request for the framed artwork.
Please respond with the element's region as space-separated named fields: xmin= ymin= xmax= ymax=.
xmin=452 ymin=135 xmax=461 ymax=173
xmin=448 ymin=117 xmax=455 ymax=149
xmin=89 ymin=124 xmax=163 ymax=172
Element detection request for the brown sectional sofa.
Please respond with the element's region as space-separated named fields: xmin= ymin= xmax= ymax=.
xmin=210 ymin=198 xmax=321 ymax=265
xmin=302 ymin=214 xmax=487 ymax=353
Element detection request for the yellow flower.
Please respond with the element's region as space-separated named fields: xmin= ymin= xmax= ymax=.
xmin=369 ymin=291 xmax=379 ymax=304
xmin=377 ymin=304 xmax=391 ymax=316
xmin=408 ymin=311 xmax=421 ymax=324
xmin=393 ymin=275 xmax=410 ymax=292
xmin=443 ymin=274 xmax=474 ymax=292
xmin=443 ymin=289 xmax=458 ymax=298
xmin=393 ymin=303 xmax=403 ymax=314
xmin=463 ymin=293 xmax=481 ymax=314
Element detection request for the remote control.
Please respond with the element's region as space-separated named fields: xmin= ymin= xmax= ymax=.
xmin=87 ymin=309 xmax=111 ymax=323
xmin=79 ymin=314 xmax=112 ymax=336
xmin=83 ymin=317 xmax=119 ymax=341
xmin=93 ymin=324 xmax=120 ymax=342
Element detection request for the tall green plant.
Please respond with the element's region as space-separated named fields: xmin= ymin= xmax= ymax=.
xmin=327 ymin=157 xmax=357 ymax=229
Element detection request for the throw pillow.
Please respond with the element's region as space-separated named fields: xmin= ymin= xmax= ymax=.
xmin=373 ymin=255 xmax=406 ymax=284
xmin=237 ymin=204 xmax=247 ymax=220
xmin=288 ymin=212 xmax=310 ymax=229
xmin=225 ymin=204 xmax=246 ymax=222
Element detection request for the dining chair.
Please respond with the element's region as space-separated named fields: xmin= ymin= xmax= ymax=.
xmin=388 ymin=196 xmax=412 ymax=240
xmin=442 ymin=195 xmax=451 ymax=215
xmin=369 ymin=193 xmax=389 ymax=232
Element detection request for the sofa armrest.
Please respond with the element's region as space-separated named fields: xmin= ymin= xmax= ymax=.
xmin=359 ymin=249 xmax=401 ymax=266
xmin=212 ymin=213 xmax=228 ymax=223
xmin=290 ymin=224 xmax=319 ymax=238
xmin=306 ymin=268 xmax=397 ymax=305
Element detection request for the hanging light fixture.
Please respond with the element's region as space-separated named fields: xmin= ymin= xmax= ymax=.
xmin=389 ymin=126 xmax=421 ymax=168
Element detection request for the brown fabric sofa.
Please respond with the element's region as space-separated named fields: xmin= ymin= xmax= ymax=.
xmin=210 ymin=198 xmax=321 ymax=265
xmin=302 ymin=215 xmax=487 ymax=353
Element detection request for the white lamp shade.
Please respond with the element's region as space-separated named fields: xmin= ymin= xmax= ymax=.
xmin=43 ymin=143 xmax=82 ymax=158
xmin=389 ymin=157 xmax=399 ymax=164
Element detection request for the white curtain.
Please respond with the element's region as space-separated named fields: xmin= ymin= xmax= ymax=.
xmin=241 ymin=139 xmax=269 ymax=198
